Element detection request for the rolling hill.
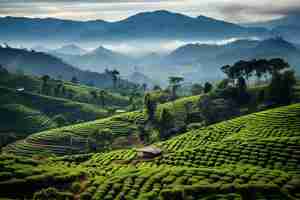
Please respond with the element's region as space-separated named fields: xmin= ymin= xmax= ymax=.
xmin=0 ymin=104 xmax=57 ymax=148
xmin=0 ymin=86 xmax=108 ymax=123
xmin=1 ymin=103 xmax=300 ymax=199
xmin=0 ymin=70 xmax=131 ymax=108
xmin=58 ymin=46 xmax=134 ymax=74
xmin=0 ymin=86 xmax=109 ymax=148
xmin=0 ymin=46 xmax=134 ymax=89
xmin=162 ymin=37 xmax=300 ymax=82
xmin=2 ymin=95 xmax=204 ymax=156
xmin=243 ymin=14 xmax=300 ymax=43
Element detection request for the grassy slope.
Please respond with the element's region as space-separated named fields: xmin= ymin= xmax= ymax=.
xmin=294 ymin=79 xmax=300 ymax=101
xmin=0 ymin=86 xmax=108 ymax=123
xmin=0 ymin=86 xmax=110 ymax=148
xmin=0 ymin=104 xmax=57 ymax=134
xmin=3 ymin=95 xmax=202 ymax=156
xmin=59 ymin=82 xmax=130 ymax=107
xmin=0 ymin=72 xmax=130 ymax=107
xmin=1 ymin=104 xmax=300 ymax=199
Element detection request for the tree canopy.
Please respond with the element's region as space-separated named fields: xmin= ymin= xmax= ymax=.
xmin=221 ymin=58 xmax=290 ymax=80
xmin=168 ymin=76 xmax=184 ymax=100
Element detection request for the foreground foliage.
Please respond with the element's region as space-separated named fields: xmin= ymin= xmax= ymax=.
xmin=1 ymin=104 xmax=300 ymax=199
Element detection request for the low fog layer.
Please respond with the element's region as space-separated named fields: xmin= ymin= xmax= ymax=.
xmin=2 ymin=36 xmax=299 ymax=88
xmin=2 ymin=37 xmax=260 ymax=57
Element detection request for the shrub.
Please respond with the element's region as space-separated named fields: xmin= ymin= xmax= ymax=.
xmin=80 ymin=191 xmax=92 ymax=200
xmin=33 ymin=187 xmax=61 ymax=200
xmin=71 ymin=181 xmax=81 ymax=193
xmin=160 ymin=188 xmax=184 ymax=200
xmin=52 ymin=114 xmax=68 ymax=127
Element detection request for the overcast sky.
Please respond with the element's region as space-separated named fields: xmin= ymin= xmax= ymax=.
xmin=0 ymin=0 xmax=299 ymax=23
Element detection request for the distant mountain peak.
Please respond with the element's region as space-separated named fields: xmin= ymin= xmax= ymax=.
xmin=136 ymin=10 xmax=182 ymax=16
xmin=257 ymin=37 xmax=297 ymax=50
xmin=119 ymin=9 xmax=193 ymax=23
xmin=63 ymin=44 xmax=79 ymax=48
xmin=54 ymin=44 xmax=87 ymax=55
xmin=148 ymin=10 xmax=174 ymax=15
xmin=92 ymin=45 xmax=111 ymax=53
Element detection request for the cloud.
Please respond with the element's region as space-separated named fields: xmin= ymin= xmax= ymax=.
xmin=215 ymin=0 xmax=300 ymax=22
xmin=0 ymin=0 xmax=299 ymax=23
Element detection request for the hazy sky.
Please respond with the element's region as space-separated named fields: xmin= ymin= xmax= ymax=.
xmin=0 ymin=0 xmax=299 ymax=23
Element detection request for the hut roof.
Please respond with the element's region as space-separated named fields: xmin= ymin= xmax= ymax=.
xmin=137 ymin=146 xmax=162 ymax=155
xmin=16 ymin=88 xmax=25 ymax=92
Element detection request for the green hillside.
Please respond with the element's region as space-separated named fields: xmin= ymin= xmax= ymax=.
xmin=0 ymin=104 xmax=57 ymax=147
xmin=0 ymin=86 xmax=109 ymax=148
xmin=0 ymin=71 xmax=131 ymax=108
xmin=0 ymin=86 xmax=108 ymax=123
xmin=1 ymin=104 xmax=300 ymax=199
xmin=2 ymin=95 xmax=203 ymax=156
xmin=294 ymin=79 xmax=300 ymax=101
xmin=0 ymin=46 xmax=135 ymax=89
xmin=0 ymin=104 xmax=56 ymax=133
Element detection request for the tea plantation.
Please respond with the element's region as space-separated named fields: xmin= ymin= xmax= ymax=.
xmin=0 ymin=104 xmax=57 ymax=134
xmin=0 ymin=103 xmax=300 ymax=199
xmin=0 ymin=86 xmax=110 ymax=148
xmin=0 ymin=86 xmax=108 ymax=123
xmin=0 ymin=71 xmax=131 ymax=107
xmin=3 ymin=95 xmax=202 ymax=156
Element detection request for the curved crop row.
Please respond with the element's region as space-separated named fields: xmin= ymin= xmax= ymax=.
xmin=3 ymin=95 xmax=202 ymax=156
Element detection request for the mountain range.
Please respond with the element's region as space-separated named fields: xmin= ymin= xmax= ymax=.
xmin=243 ymin=14 xmax=300 ymax=43
xmin=0 ymin=46 xmax=133 ymax=88
xmin=0 ymin=10 xmax=271 ymax=43
xmin=31 ymin=37 xmax=300 ymax=85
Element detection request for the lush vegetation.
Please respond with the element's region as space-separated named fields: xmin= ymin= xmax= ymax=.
xmin=0 ymin=68 xmax=143 ymax=148
xmin=0 ymin=68 xmax=131 ymax=108
xmin=1 ymin=103 xmax=300 ymax=199
xmin=1 ymin=56 xmax=300 ymax=200
xmin=0 ymin=86 xmax=109 ymax=148
xmin=2 ymin=95 xmax=204 ymax=156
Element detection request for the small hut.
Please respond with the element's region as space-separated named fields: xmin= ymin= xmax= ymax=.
xmin=137 ymin=146 xmax=162 ymax=159
xmin=16 ymin=88 xmax=25 ymax=92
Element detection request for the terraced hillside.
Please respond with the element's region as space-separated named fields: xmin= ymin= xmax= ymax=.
xmin=0 ymin=71 xmax=131 ymax=108
xmin=3 ymin=95 xmax=202 ymax=156
xmin=0 ymin=86 xmax=110 ymax=148
xmin=1 ymin=104 xmax=300 ymax=199
xmin=63 ymin=82 xmax=130 ymax=108
xmin=0 ymin=104 xmax=57 ymax=147
xmin=0 ymin=104 xmax=56 ymax=133
xmin=0 ymin=86 xmax=108 ymax=123
xmin=294 ymin=79 xmax=300 ymax=102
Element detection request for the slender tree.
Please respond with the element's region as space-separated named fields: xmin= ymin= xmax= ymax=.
xmin=144 ymin=93 xmax=157 ymax=121
xmin=142 ymin=83 xmax=147 ymax=92
xmin=106 ymin=69 xmax=120 ymax=89
xmin=168 ymin=76 xmax=184 ymax=100
xmin=54 ymin=82 xmax=63 ymax=97
xmin=99 ymin=90 xmax=106 ymax=108
xmin=41 ymin=75 xmax=50 ymax=95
